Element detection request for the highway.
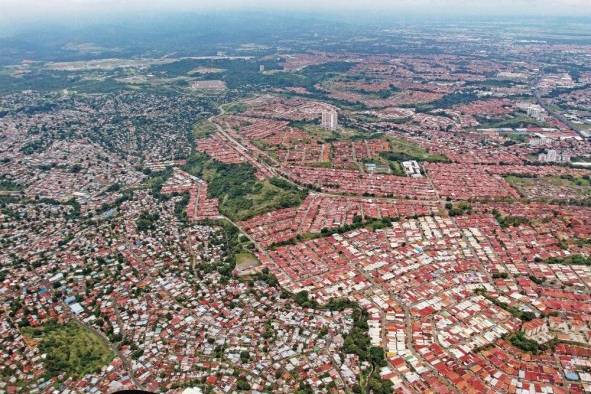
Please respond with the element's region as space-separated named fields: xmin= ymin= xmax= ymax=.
xmin=531 ymin=74 xmax=589 ymax=139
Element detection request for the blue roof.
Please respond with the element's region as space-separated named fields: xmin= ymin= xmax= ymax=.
xmin=69 ymin=303 xmax=84 ymax=315
xmin=565 ymin=371 xmax=579 ymax=381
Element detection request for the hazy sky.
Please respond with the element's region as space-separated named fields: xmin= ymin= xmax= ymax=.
xmin=1 ymin=0 xmax=590 ymax=30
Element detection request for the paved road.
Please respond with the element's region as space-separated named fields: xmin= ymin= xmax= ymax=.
xmin=531 ymin=74 xmax=588 ymax=139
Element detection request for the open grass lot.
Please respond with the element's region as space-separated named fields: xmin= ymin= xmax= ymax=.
xmin=476 ymin=114 xmax=552 ymax=129
xmin=183 ymin=152 xmax=306 ymax=221
xmin=222 ymin=102 xmax=247 ymax=114
xmin=250 ymin=139 xmax=280 ymax=161
xmin=380 ymin=137 xmax=448 ymax=164
xmin=192 ymin=119 xmax=218 ymax=139
xmin=22 ymin=321 xmax=114 ymax=378
xmin=235 ymin=251 xmax=261 ymax=275
xmin=505 ymin=175 xmax=591 ymax=201
xmin=219 ymin=178 xmax=305 ymax=221
xmin=291 ymin=121 xmax=361 ymax=143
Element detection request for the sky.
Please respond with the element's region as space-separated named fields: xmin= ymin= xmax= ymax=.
xmin=1 ymin=0 xmax=590 ymax=32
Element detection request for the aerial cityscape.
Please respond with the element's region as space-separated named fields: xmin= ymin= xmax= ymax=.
xmin=1 ymin=1 xmax=591 ymax=393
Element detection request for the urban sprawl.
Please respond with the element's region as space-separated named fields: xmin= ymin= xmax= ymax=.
xmin=1 ymin=20 xmax=591 ymax=394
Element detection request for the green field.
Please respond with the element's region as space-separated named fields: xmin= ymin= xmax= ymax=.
xmin=546 ymin=176 xmax=590 ymax=188
xmin=221 ymin=178 xmax=306 ymax=221
xmin=388 ymin=161 xmax=405 ymax=176
xmin=290 ymin=120 xmax=361 ymax=143
xmin=476 ymin=114 xmax=552 ymax=129
xmin=235 ymin=251 xmax=260 ymax=274
xmin=504 ymin=175 xmax=536 ymax=187
xmin=250 ymin=139 xmax=280 ymax=161
xmin=236 ymin=251 xmax=259 ymax=265
xmin=222 ymin=102 xmax=247 ymax=114
xmin=192 ymin=119 xmax=218 ymax=139
xmin=22 ymin=321 xmax=114 ymax=378
xmin=505 ymin=133 xmax=529 ymax=143
xmin=506 ymin=175 xmax=590 ymax=189
xmin=505 ymin=175 xmax=591 ymax=200
xmin=183 ymin=152 xmax=306 ymax=221
xmin=380 ymin=137 xmax=449 ymax=164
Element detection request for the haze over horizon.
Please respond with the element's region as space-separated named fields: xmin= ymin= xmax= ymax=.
xmin=2 ymin=0 xmax=591 ymax=34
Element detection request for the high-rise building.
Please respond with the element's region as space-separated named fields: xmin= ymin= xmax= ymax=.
xmin=321 ymin=110 xmax=338 ymax=130
xmin=527 ymin=104 xmax=546 ymax=121
xmin=538 ymin=149 xmax=570 ymax=163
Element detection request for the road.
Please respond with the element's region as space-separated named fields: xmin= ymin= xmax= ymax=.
xmin=206 ymin=108 xmax=450 ymax=208
xmin=531 ymin=74 xmax=588 ymax=139
xmin=355 ymin=268 xmax=460 ymax=393
xmin=202 ymin=102 xmax=465 ymax=391
xmin=207 ymin=107 xmax=319 ymax=192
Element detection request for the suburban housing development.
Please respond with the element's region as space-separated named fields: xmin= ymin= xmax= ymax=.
xmin=0 ymin=7 xmax=591 ymax=394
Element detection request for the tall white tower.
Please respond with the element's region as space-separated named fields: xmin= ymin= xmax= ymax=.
xmin=321 ymin=110 xmax=338 ymax=130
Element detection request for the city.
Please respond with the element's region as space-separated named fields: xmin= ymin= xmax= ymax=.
xmin=0 ymin=3 xmax=591 ymax=394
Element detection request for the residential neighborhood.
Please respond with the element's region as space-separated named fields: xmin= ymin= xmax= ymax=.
xmin=1 ymin=10 xmax=591 ymax=394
